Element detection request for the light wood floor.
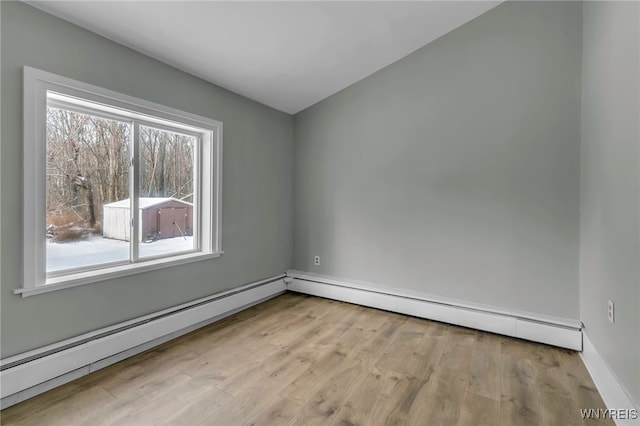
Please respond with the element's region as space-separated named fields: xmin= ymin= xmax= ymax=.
xmin=1 ymin=293 xmax=611 ymax=426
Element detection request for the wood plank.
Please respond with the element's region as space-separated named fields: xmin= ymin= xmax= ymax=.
xmin=241 ymin=396 xmax=302 ymax=426
xmin=458 ymin=390 xmax=500 ymax=426
xmin=405 ymin=367 xmax=467 ymax=426
xmin=111 ymin=375 xmax=215 ymax=426
xmin=160 ymin=386 xmax=234 ymax=425
xmin=290 ymin=359 xmax=368 ymax=425
xmin=439 ymin=339 xmax=474 ymax=374
xmin=405 ymin=335 xmax=447 ymax=379
xmin=468 ymin=346 xmax=501 ymax=401
xmin=278 ymin=345 xmax=352 ymax=405
xmin=76 ymin=371 xmax=192 ymax=426
xmin=329 ymin=366 xmax=387 ymax=426
xmin=374 ymin=319 xmax=427 ymax=375
xmin=499 ymin=353 xmax=543 ymax=426
xmin=197 ymin=360 xmax=308 ymax=425
xmin=538 ymin=393 xmax=585 ymax=426
xmin=373 ymin=371 xmax=432 ymax=426
xmin=4 ymin=386 xmax=115 ymax=426
xmin=356 ymin=316 xmax=406 ymax=363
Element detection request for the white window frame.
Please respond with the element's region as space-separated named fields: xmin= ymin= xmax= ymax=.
xmin=18 ymin=67 xmax=223 ymax=297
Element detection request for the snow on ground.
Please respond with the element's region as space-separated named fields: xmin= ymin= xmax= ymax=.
xmin=47 ymin=236 xmax=194 ymax=272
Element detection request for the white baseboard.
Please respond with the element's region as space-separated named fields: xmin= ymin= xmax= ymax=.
xmin=0 ymin=275 xmax=286 ymax=409
xmin=286 ymin=270 xmax=582 ymax=351
xmin=580 ymin=333 xmax=639 ymax=426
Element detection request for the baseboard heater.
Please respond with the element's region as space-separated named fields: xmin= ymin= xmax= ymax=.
xmin=286 ymin=270 xmax=582 ymax=351
xmin=0 ymin=275 xmax=286 ymax=409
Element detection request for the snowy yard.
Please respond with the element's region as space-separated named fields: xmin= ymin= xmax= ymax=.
xmin=47 ymin=236 xmax=194 ymax=272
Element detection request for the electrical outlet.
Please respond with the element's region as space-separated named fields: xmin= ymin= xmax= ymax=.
xmin=608 ymin=300 xmax=614 ymax=323
xmin=314 ymin=255 xmax=320 ymax=266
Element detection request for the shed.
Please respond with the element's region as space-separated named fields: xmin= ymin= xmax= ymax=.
xmin=103 ymin=197 xmax=193 ymax=242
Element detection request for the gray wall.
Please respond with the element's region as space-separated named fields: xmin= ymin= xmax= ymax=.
xmin=581 ymin=1 xmax=640 ymax=407
xmin=293 ymin=1 xmax=582 ymax=319
xmin=0 ymin=1 xmax=294 ymax=358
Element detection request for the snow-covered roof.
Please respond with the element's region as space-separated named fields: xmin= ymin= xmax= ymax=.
xmin=104 ymin=197 xmax=192 ymax=209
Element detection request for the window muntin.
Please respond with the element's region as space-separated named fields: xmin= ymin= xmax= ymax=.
xmin=21 ymin=67 xmax=222 ymax=294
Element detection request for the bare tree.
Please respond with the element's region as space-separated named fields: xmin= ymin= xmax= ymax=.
xmin=46 ymin=109 xmax=194 ymax=241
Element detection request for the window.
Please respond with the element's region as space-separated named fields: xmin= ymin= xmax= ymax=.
xmin=20 ymin=67 xmax=222 ymax=295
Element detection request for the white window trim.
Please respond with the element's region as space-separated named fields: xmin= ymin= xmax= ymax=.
xmin=17 ymin=67 xmax=223 ymax=297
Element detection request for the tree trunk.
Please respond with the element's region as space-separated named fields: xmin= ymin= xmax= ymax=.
xmin=86 ymin=180 xmax=96 ymax=227
xmin=158 ymin=135 xmax=167 ymax=197
xmin=75 ymin=175 xmax=96 ymax=227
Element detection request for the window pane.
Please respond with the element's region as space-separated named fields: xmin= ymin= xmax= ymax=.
xmin=138 ymin=126 xmax=196 ymax=258
xmin=46 ymin=105 xmax=131 ymax=272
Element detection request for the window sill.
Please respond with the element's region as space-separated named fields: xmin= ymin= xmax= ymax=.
xmin=14 ymin=251 xmax=223 ymax=297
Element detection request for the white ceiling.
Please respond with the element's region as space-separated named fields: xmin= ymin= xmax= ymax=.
xmin=27 ymin=1 xmax=501 ymax=114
